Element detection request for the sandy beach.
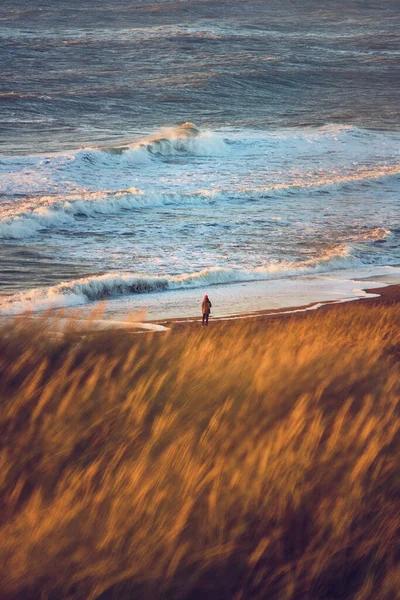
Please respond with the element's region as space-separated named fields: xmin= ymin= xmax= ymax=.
xmin=157 ymin=282 xmax=400 ymax=334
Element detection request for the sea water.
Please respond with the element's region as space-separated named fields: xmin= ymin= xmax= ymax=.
xmin=1 ymin=0 xmax=399 ymax=319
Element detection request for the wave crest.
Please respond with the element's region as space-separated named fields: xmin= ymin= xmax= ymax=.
xmin=99 ymin=122 xmax=227 ymax=158
xmin=354 ymin=227 xmax=391 ymax=243
xmin=0 ymin=246 xmax=358 ymax=315
xmin=128 ymin=122 xmax=228 ymax=157
xmin=0 ymin=186 xmax=220 ymax=239
xmin=0 ymin=188 xmax=147 ymax=239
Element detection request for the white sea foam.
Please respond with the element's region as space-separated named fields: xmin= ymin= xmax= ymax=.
xmin=0 ymin=123 xmax=228 ymax=197
xmin=132 ymin=122 xmax=229 ymax=156
xmin=0 ymin=124 xmax=232 ymax=238
xmin=0 ymin=187 xmax=217 ymax=239
xmin=1 ymin=124 xmax=399 ymax=314
xmin=78 ymin=123 xmax=228 ymax=163
xmin=0 ymin=168 xmax=396 ymax=240
xmin=351 ymin=227 xmax=392 ymax=242
xmin=0 ymin=208 xmax=75 ymax=239
xmin=0 ymin=189 xmax=138 ymax=238
xmin=0 ymin=245 xmax=362 ymax=315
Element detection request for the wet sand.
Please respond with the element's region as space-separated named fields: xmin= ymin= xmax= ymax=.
xmin=158 ymin=283 xmax=400 ymax=333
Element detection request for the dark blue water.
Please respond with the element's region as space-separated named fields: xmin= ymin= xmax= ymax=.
xmin=1 ymin=0 xmax=399 ymax=154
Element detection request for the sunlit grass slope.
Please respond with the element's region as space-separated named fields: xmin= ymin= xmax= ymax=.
xmin=0 ymin=304 xmax=399 ymax=600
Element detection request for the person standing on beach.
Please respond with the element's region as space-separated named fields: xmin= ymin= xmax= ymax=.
xmin=202 ymin=295 xmax=212 ymax=326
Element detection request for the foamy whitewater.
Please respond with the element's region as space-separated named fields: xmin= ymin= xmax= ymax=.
xmin=1 ymin=1 xmax=400 ymax=320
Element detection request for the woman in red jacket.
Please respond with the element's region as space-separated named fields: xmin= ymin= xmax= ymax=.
xmin=201 ymin=295 xmax=212 ymax=326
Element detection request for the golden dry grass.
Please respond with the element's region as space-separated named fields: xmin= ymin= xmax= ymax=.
xmin=0 ymin=303 xmax=399 ymax=599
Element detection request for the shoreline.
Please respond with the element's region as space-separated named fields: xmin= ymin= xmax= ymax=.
xmin=157 ymin=283 xmax=400 ymax=332
xmin=1 ymin=282 xmax=399 ymax=336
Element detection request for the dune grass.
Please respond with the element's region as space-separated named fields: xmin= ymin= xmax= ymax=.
xmin=0 ymin=302 xmax=399 ymax=599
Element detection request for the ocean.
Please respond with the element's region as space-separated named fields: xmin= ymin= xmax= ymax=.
xmin=1 ymin=0 xmax=400 ymax=320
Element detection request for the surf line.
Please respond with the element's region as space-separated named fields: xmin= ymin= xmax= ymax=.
xmin=162 ymin=291 xmax=382 ymax=326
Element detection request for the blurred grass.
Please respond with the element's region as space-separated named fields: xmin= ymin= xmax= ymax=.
xmin=0 ymin=303 xmax=399 ymax=600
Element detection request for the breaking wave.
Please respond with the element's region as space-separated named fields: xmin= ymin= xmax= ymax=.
xmin=0 ymin=187 xmax=219 ymax=239
xmin=130 ymin=122 xmax=228 ymax=156
xmin=0 ymin=245 xmax=363 ymax=315
xmin=0 ymin=188 xmax=147 ymax=239
xmin=1 ymin=163 xmax=397 ymax=239
xmin=60 ymin=124 xmax=227 ymax=172
xmin=0 ymin=123 xmax=228 ymax=194
xmin=351 ymin=227 xmax=391 ymax=243
xmin=76 ymin=123 xmax=228 ymax=164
